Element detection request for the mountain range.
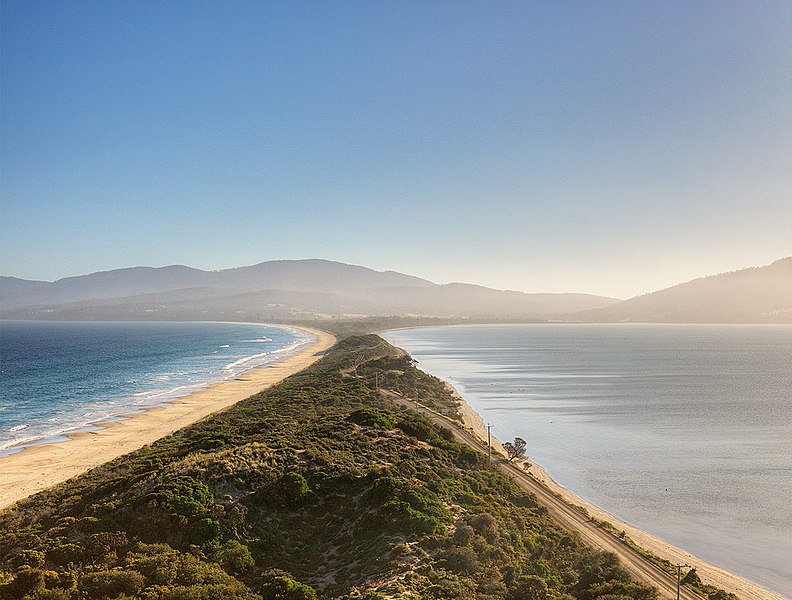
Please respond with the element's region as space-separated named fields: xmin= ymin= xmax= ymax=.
xmin=1 ymin=257 xmax=790 ymax=323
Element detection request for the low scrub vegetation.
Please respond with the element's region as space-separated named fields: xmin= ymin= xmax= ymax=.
xmin=1 ymin=335 xmax=658 ymax=599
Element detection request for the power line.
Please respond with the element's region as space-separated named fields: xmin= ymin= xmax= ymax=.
xmin=674 ymin=563 xmax=690 ymax=600
xmin=486 ymin=424 xmax=493 ymax=465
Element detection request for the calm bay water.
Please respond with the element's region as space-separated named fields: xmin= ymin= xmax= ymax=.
xmin=0 ymin=321 xmax=313 ymax=455
xmin=384 ymin=324 xmax=792 ymax=597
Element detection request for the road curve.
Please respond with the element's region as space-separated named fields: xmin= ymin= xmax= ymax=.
xmin=384 ymin=392 xmax=703 ymax=600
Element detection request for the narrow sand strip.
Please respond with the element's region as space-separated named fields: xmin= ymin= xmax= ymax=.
xmin=448 ymin=382 xmax=786 ymax=600
xmin=0 ymin=326 xmax=335 ymax=510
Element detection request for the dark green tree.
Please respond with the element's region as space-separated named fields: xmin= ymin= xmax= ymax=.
xmin=503 ymin=437 xmax=527 ymax=462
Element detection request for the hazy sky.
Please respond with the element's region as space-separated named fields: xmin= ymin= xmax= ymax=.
xmin=2 ymin=1 xmax=790 ymax=299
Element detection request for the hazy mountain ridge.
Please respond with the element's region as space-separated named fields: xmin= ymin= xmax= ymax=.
xmin=575 ymin=257 xmax=792 ymax=323
xmin=0 ymin=260 xmax=433 ymax=309
xmin=0 ymin=259 xmax=617 ymax=321
xmin=3 ymin=257 xmax=789 ymax=323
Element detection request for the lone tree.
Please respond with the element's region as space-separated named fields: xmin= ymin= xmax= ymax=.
xmin=503 ymin=437 xmax=527 ymax=462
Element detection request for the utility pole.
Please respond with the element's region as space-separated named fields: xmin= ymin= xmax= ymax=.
xmin=674 ymin=563 xmax=689 ymax=600
xmin=486 ymin=424 xmax=493 ymax=464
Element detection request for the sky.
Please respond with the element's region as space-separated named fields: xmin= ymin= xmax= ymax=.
xmin=1 ymin=1 xmax=790 ymax=299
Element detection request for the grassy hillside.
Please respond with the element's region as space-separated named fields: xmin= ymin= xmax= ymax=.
xmin=0 ymin=336 xmax=656 ymax=600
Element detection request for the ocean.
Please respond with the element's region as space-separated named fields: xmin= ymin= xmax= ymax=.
xmin=0 ymin=321 xmax=313 ymax=456
xmin=384 ymin=324 xmax=792 ymax=597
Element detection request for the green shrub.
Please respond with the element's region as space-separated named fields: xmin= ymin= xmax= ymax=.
xmin=4 ymin=567 xmax=45 ymax=597
xmin=54 ymin=571 xmax=77 ymax=591
xmin=348 ymin=408 xmax=394 ymax=429
xmin=125 ymin=543 xmax=238 ymax=588
xmin=469 ymin=513 xmax=499 ymax=542
xmin=573 ymin=551 xmax=632 ymax=599
xmin=372 ymin=476 xmax=451 ymax=536
xmin=395 ymin=415 xmax=437 ymax=442
xmin=509 ymin=575 xmax=549 ymax=600
xmin=589 ymin=580 xmax=658 ymax=599
xmin=681 ymin=568 xmax=702 ymax=587
xmin=452 ymin=524 xmax=475 ymax=546
xmin=382 ymin=499 xmax=447 ymax=535
xmin=453 ymin=444 xmax=483 ymax=466
xmin=196 ymin=438 xmax=226 ymax=452
xmin=260 ymin=569 xmax=317 ymax=600
xmin=151 ymin=582 xmax=260 ymax=599
xmin=186 ymin=517 xmax=223 ymax=547
xmin=147 ymin=475 xmax=215 ymax=522
xmin=442 ymin=546 xmax=481 ymax=575
xmin=33 ymin=588 xmax=73 ymax=599
xmin=85 ymin=531 xmax=128 ymax=563
xmin=512 ymin=493 xmax=540 ymax=509
xmin=216 ymin=540 xmax=254 ymax=575
xmin=707 ymin=592 xmax=739 ymax=600
xmin=78 ymin=569 xmax=145 ymax=598
xmin=46 ymin=543 xmax=83 ymax=566
xmin=10 ymin=549 xmax=45 ymax=570
xmin=278 ymin=472 xmax=312 ymax=507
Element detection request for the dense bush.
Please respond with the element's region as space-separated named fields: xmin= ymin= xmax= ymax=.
xmin=508 ymin=575 xmax=550 ymax=600
xmin=260 ymin=569 xmax=317 ymax=600
xmin=347 ymin=407 xmax=394 ymax=429
xmin=9 ymin=550 xmax=44 ymax=570
xmin=277 ymin=472 xmax=312 ymax=507
xmin=216 ymin=540 xmax=254 ymax=575
xmin=145 ymin=475 xmax=214 ymax=523
xmin=77 ymin=569 xmax=145 ymax=598
xmin=442 ymin=546 xmax=481 ymax=574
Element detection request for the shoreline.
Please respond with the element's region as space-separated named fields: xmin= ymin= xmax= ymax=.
xmin=446 ymin=380 xmax=785 ymax=600
xmin=0 ymin=321 xmax=316 ymax=459
xmin=0 ymin=325 xmax=336 ymax=510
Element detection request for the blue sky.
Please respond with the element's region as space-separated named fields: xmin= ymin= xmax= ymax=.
xmin=2 ymin=1 xmax=790 ymax=298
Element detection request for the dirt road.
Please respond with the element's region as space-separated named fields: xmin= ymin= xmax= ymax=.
xmin=385 ymin=392 xmax=703 ymax=600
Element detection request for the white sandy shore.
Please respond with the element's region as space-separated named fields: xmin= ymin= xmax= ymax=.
xmin=447 ymin=382 xmax=786 ymax=600
xmin=0 ymin=326 xmax=336 ymax=511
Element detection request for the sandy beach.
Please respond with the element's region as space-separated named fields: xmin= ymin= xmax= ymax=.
xmin=0 ymin=326 xmax=335 ymax=511
xmin=450 ymin=382 xmax=786 ymax=600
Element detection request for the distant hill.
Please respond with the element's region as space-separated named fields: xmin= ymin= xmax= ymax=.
xmin=575 ymin=257 xmax=792 ymax=323
xmin=0 ymin=259 xmax=617 ymax=321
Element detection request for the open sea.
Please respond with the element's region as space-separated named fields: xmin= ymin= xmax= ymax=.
xmin=0 ymin=321 xmax=313 ymax=456
xmin=384 ymin=324 xmax=792 ymax=597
